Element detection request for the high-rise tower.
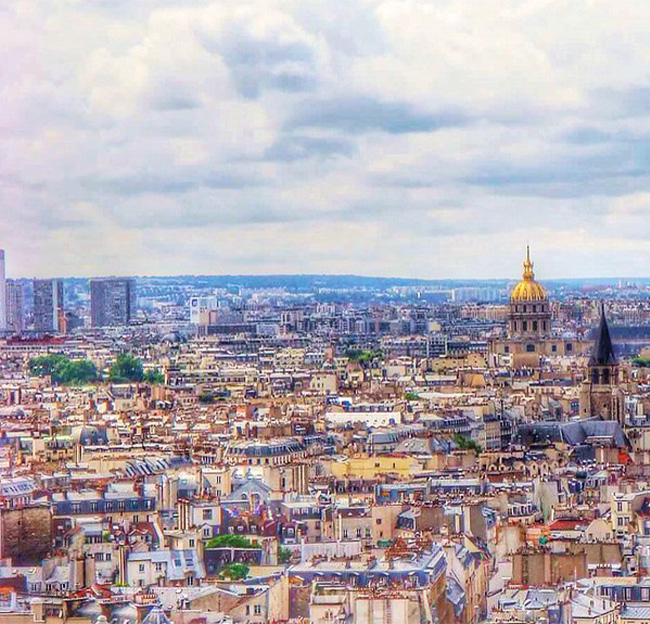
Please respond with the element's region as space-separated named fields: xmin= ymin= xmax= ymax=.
xmin=90 ymin=278 xmax=136 ymax=327
xmin=5 ymin=280 xmax=24 ymax=333
xmin=33 ymin=279 xmax=65 ymax=333
xmin=0 ymin=250 xmax=6 ymax=331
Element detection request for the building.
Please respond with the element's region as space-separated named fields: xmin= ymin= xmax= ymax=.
xmin=580 ymin=304 xmax=624 ymax=423
xmin=90 ymin=277 xmax=136 ymax=327
xmin=490 ymin=247 xmax=588 ymax=364
xmin=189 ymin=296 xmax=219 ymax=324
xmin=5 ymin=279 xmax=23 ymax=333
xmin=33 ymin=279 xmax=65 ymax=333
xmin=507 ymin=246 xmax=551 ymax=340
xmin=0 ymin=249 xmax=5 ymax=331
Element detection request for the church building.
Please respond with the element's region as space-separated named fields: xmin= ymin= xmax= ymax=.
xmin=579 ymin=304 xmax=625 ymax=423
xmin=490 ymin=247 xmax=589 ymax=366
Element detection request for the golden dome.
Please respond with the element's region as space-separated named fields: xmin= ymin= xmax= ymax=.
xmin=510 ymin=246 xmax=547 ymax=302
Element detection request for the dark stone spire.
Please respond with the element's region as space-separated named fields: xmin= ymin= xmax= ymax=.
xmin=589 ymin=302 xmax=617 ymax=367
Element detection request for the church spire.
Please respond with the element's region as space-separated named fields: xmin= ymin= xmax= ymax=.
xmin=589 ymin=302 xmax=617 ymax=367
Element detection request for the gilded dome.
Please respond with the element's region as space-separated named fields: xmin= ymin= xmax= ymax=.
xmin=510 ymin=246 xmax=547 ymax=302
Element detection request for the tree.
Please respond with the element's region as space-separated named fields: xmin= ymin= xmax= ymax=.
xmin=346 ymin=348 xmax=383 ymax=364
xmin=29 ymin=354 xmax=98 ymax=385
xmin=404 ymin=391 xmax=420 ymax=401
xmin=218 ymin=562 xmax=249 ymax=580
xmin=453 ymin=433 xmax=482 ymax=454
xmin=278 ymin=546 xmax=292 ymax=564
xmin=143 ymin=369 xmax=165 ymax=384
xmin=205 ymin=534 xmax=255 ymax=549
xmin=109 ymin=353 xmax=144 ymax=383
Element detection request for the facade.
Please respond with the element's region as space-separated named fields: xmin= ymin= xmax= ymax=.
xmin=90 ymin=277 xmax=136 ymax=327
xmin=0 ymin=249 xmax=5 ymax=331
xmin=189 ymin=296 xmax=219 ymax=324
xmin=5 ymin=279 xmax=24 ymax=333
xmin=33 ymin=279 xmax=65 ymax=333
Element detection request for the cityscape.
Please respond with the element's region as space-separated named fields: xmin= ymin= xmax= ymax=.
xmin=3 ymin=245 xmax=650 ymax=623
xmin=6 ymin=1 xmax=650 ymax=623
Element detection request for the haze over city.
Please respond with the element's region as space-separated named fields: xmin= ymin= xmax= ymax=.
xmin=4 ymin=1 xmax=650 ymax=279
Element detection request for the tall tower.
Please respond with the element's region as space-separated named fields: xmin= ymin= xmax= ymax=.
xmin=33 ymin=279 xmax=65 ymax=333
xmin=580 ymin=303 xmax=623 ymax=423
xmin=0 ymin=250 xmax=6 ymax=331
xmin=90 ymin=278 xmax=136 ymax=327
xmin=508 ymin=246 xmax=551 ymax=340
xmin=5 ymin=280 xmax=24 ymax=333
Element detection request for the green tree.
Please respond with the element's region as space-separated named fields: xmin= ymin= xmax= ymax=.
xmin=143 ymin=368 xmax=165 ymax=384
xmin=346 ymin=348 xmax=383 ymax=364
xmin=404 ymin=391 xmax=420 ymax=401
xmin=205 ymin=534 xmax=256 ymax=549
xmin=278 ymin=546 xmax=292 ymax=564
xmin=218 ymin=562 xmax=249 ymax=580
xmin=29 ymin=354 xmax=98 ymax=385
xmin=453 ymin=433 xmax=482 ymax=454
xmin=109 ymin=353 xmax=144 ymax=382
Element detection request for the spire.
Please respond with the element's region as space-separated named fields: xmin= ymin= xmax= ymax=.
xmin=589 ymin=302 xmax=617 ymax=367
xmin=522 ymin=245 xmax=534 ymax=281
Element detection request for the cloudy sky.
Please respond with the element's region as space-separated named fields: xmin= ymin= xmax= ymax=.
xmin=3 ymin=0 xmax=650 ymax=279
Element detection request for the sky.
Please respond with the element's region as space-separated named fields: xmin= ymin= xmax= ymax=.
xmin=3 ymin=0 xmax=650 ymax=280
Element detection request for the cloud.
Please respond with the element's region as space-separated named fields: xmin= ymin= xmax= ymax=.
xmin=287 ymin=96 xmax=467 ymax=134
xmin=4 ymin=0 xmax=650 ymax=278
xmin=264 ymin=136 xmax=356 ymax=161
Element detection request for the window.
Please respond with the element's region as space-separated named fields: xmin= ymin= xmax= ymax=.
xmin=155 ymin=562 xmax=163 ymax=572
xmin=189 ymin=539 xmax=195 ymax=547
xmin=504 ymin=346 xmax=510 ymax=354
xmin=526 ymin=344 xmax=535 ymax=353
xmin=254 ymin=605 xmax=262 ymax=615
xmin=566 ymin=343 xmax=573 ymax=352
xmin=203 ymin=528 xmax=211 ymax=537
xmin=203 ymin=509 xmax=213 ymax=521
xmin=106 ymin=553 xmax=112 ymax=562
xmin=376 ymin=518 xmax=382 ymax=525
xmin=552 ymin=345 xmax=557 ymax=353
xmin=139 ymin=564 xmax=145 ymax=572
xmin=532 ymin=321 xmax=538 ymax=331
xmin=95 ymin=553 xmax=104 ymax=562
xmin=522 ymin=321 xmax=527 ymax=331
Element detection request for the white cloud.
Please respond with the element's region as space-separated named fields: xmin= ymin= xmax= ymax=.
xmin=2 ymin=0 xmax=650 ymax=278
